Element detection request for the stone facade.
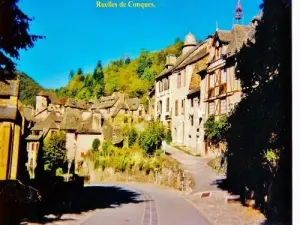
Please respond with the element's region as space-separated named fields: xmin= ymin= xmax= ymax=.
xmin=25 ymin=91 xmax=145 ymax=177
xmin=154 ymin=16 xmax=260 ymax=157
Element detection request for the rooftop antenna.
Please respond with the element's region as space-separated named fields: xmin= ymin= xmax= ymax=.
xmin=234 ymin=0 xmax=244 ymax=25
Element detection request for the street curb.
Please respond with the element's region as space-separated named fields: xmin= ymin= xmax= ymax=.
xmin=183 ymin=196 xmax=216 ymax=225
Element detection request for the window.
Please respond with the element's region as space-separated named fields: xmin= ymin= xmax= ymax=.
xmin=209 ymin=74 xmax=215 ymax=88
xmin=157 ymin=101 xmax=162 ymax=114
xmin=209 ymin=102 xmax=215 ymax=115
xmin=177 ymin=73 xmax=182 ymax=88
xmin=31 ymin=143 xmax=34 ymax=151
xmin=166 ymin=98 xmax=170 ymax=112
xmin=139 ymin=110 xmax=142 ymax=116
xmin=163 ymin=78 xmax=169 ymax=91
xmin=190 ymin=115 xmax=194 ymax=126
xmin=191 ymin=98 xmax=194 ymax=108
xmin=182 ymin=99 xmax=185 ymax=115
xmin=175 ymin=100 xmax=178 ymax=116
xmin=220 ymin=99 xmax=227 ymax=114
xmin=221 ymin=68 xmax=227 ymax=84
xmin=35 ymin=143 xmax=39 ymax=150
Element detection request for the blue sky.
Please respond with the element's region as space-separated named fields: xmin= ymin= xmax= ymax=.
xmin=17 ymin=0 xmax=262 ymax=89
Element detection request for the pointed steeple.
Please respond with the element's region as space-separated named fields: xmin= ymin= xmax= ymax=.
xmin=234 ymin=0 xmax=244 ymax=24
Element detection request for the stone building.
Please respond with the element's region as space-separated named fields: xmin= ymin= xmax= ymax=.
xmin=25 ymin=91 xmax=146 ymax=177
xmin=90 ymin=92 xmax=145 ymax=121
xmin=154 ymin=14 xmax=260 ymax=157
xmin=0 ymin=78 xmax=25 ymax=180
xmin=155 ymin=32 xmax=209 ymax=155
xmin=198 ymin=18 xmax=259 ymax=157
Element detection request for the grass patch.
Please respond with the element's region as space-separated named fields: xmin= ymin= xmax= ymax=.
xmin=80 ymin=144 xmax=194 ymax=192
xmin=207 ymin=156 xmax=227 ymax=175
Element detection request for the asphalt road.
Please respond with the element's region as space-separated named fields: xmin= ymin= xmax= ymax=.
xmin=81 ymin=182 xmax=211 ymax=225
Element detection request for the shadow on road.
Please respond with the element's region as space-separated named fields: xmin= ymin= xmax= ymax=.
xmin=24 ymin=185 xmax=146 ymax=223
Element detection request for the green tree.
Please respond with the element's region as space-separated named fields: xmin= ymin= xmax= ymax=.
xmin=128 ymin=128 xmax=138 ymax=147
xmin=225 ymin=0 xmax=291 ymax=222
xmin=69 ymin=70 xmax=75 ymax=80
xmin=77 ymin=68 xmax=83 ymax=75
xmin=125 ymin=57 xmax=131 ymax=64
xmin=137 ymin=50 xmax=152 ymax=78
xmin=139 ymin=122 xmax=166 ymax=155
xmin=204 ymin=115 xmax=230 ymax=145
xmin=42 ymin=131 xmax=67 ymax=174
xmin=93 ymin=60 xmax=104 ymax=82
xmin=92 ymin=138 xmax=101 ymax=151
xmin=0 ymin=0 xmax=45 ymax=79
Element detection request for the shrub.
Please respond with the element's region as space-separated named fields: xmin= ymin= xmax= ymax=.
xmin=128 ymin=128 xmax=138 ymax=147
xmin=92 ymin=138 xmax=101 ymax=150
xmin=204 ymin=115 xmax=230 ymax=144
xmin=165 ymin=129 xmax=172 ymax=144
xmin=42 ymin=131 xmax=67 ymax=174
xmin=139 ymin=121 xmax=166 ymax=155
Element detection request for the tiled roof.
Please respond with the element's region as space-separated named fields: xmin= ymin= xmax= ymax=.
xmin=126 ymin=98 xmax=140 ymax=111
xmin=0 ymin=79 xmax=19 ymax=96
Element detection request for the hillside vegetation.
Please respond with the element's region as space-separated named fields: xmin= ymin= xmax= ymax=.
xmin=53 ymin=38 xmax=183 ymax=103
xmin=18 ymin=72 xmax=44 ymax=106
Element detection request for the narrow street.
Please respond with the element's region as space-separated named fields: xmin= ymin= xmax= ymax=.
xmin=166 ymin=145 xmax=226 ymax=193
xmin=78 ymin=183 xmax=211 ymax=225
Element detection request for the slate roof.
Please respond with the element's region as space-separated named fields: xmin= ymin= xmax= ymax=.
xmin=216 ymin=30 xmax=232 ymax=43
xmin=31 ymin=120 xmax=44 ymax=131
xmin=126 ymin=98 xmax=140 ymax=111
xmin=225 ymin=25 xmax=253 ymax=56
xmin=64 ymin=98 xmax=87 ymax=109
xmin=22 ymin=106 xmax=34 ymax=121
xmin=25 ymin=134 xmax=43 ymax=141
xmin=98 ymin=98 xmax=118 ymax=109
xmin=176 ymin=44 xmax=209 ymax=71
xmin=38 ymin=91 xmax=62 ymax=105
xmin=0 ymin=105 xmax=17 ymax=120
xmin=0 ymin=79 xmax=19 ymax=97
xmin=60 ymin=108 xmax=82 ymax=130
xmin=111 ymin=102 xmax=129 ymax=117
xmin=155 ymin=45 xmax=200 ymax=80
xmin=76 ymin=115 xmax=102 ymax=134
xmin=31 ymin=111 xmax=59 ymax=136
